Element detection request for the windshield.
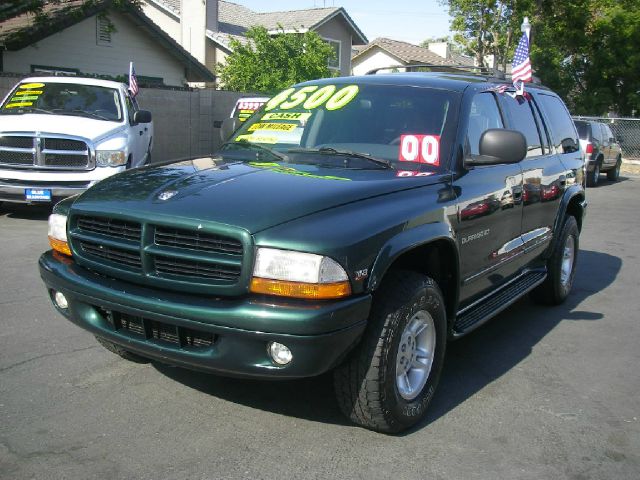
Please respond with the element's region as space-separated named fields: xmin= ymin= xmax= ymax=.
xmin=222 ymin=83 xmax=459 ymax=172
xmin=574 ymin=121 xmax=589 ymax=140
xmin=1 ymin=81 xmax=123 ymax=121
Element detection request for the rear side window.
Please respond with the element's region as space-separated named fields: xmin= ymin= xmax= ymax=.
xmin=537 ymin=94 xmax=579 ymax=153
xmin=575 ymin=121 xmax=589 ymax=140
xmin=466 ymin=93 xmax=504 ymax=155
xmin=602 ymin=124 xmax=614 ymax=141
xmin=502 ymin=95 xmax=544 ymax=157
xmin=592 ymin=123 xmax=603 ymax=143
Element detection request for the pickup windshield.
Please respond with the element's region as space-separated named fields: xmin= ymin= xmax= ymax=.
xmin=223 ymin=83 xmax=459 ymax=172
xmin=1 ymin=82 xmax=123 ymax=121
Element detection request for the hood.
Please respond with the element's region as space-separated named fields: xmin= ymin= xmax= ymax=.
xmin=0 ymin=113 xmax=125 ymax=143
xmin=72 ymin=157 xmax=446 ymax=234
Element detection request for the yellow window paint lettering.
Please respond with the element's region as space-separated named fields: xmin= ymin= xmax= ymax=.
xmin=265 ymin=88 xmax=295 ymax=111
xmin=261 ymin=112 xmax=311 ymax=121
xmin=235 ymin=134 xmax=278 ymax=144
xmin=248 ymin=123 xmax=298 ymax=132
xmin=11 ymin=95 xmax=38 ymax=102
xmin=19 ymin=83 xmax=45 ymax=89
xmin=5 ymin=102 xmax=34 ymax=108
xmin=303 ymin=85 xmax=336 ymax=109
xmin=326 ymin=85 xmax=360 ymax=111
xmin=279 ymin=86 xmax=319 ymax=110
xmin=15 ymin=90 xmax=43 ymax=95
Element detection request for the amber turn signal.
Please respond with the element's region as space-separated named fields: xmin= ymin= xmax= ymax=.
xmin=49 ymin=236 xmax=72 ymax=257
xmin=250 ymin=277 xmax=351 ymax=300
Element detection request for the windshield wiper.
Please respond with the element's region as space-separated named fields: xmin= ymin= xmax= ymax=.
xmin=222 ymin=139 xmax=289 ymax=161
xmin=288 ymin=147 xmax=394 ymax=169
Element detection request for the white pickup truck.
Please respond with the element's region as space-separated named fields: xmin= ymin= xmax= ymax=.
xmin=0 ymin=76 xmax=153 ymax=205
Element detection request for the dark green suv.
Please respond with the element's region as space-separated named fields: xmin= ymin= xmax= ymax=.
xmin=40 ymin=72 xmax=586 ymax=433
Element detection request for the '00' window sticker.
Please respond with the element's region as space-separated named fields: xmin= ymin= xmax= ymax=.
xmin=265 ymin=85 xmax=360 ymax=112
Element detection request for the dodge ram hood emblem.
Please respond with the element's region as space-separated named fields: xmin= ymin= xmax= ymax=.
xmin=158 ymin=190 xmax=178 ymax=201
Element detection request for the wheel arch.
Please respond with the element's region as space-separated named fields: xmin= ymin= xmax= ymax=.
xmin=547 ymin=186 xmax=586 ymax=259
xmin=367 ymin=224 xmax=459 ymax=326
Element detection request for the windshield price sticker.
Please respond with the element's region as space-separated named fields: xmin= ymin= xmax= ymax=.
xmin=396 ymin=171 xmax=435 ymax=177
xmin=19 ymin=83 xmax=45 ymax=89
xmin=5 ymin=83 xmax=47 ymax=109
xmin=248 ymin=122 xmax=298 ymax=132
xmin=265 ymin=85 xmax=359 ymax=112
xmin=399 ymin=135 xmax=440 ymax=166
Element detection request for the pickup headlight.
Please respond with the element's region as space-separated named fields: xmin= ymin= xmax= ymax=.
xmin=250 ymin=248 xmax=351 ymax=299
xmin=48 ymin=213 xmax=71 ymax=256
xmin=96 ymin=150 xmax=126 ymax=167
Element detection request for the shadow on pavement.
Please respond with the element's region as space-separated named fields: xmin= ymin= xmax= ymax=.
xmin=153 ymin=249 xmax=621 ymax=432
xmin=0 ymin=203 xmax=51 ymax=221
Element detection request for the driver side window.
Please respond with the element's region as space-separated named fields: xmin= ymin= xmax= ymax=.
xmin=466 ymin=93 xmax=504 ymax=155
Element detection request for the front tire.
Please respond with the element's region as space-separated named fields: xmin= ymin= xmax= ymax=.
xmin=531 ymin=216 xmax=579 ymax=305
xmin=333 ymin=270 xmax=447 ymax=433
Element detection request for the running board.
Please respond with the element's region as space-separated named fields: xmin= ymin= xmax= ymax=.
xmin=453 ymin=269 xmax=547 ymax=337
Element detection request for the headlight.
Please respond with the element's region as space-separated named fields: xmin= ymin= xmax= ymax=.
xmin=48 ymin=213 xmax=71 ymax=256
xmin=96 ymin=150 xmax=126 ymax=167
xmin=250 ymin=248 xmax=351 ymax=299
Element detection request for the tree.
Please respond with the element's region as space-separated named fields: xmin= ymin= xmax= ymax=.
xmin=443 ymin=0 xmax=640 ymax=115
xmin=217 ymin=26 xmax=336 ymax=94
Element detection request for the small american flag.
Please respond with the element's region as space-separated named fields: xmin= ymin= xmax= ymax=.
xmin=128 ymin=62 xmax=139 ymax=97
xmin=511 ymin=32 xmax=532 ymax=87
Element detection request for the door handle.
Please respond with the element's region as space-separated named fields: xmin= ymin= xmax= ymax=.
xmin=139 ymin=131 xmax=143 ymax=136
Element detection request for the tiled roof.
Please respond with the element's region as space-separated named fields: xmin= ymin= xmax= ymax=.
xmin=217 ymin=1 xmax=367 ymax=44
xmin=150 ymin=0 xmax=180 ymax=16
xmin=354 ymin=37 xmax=459 ymax=66
xmin=0 ymin=0 xmax=87 ymax=43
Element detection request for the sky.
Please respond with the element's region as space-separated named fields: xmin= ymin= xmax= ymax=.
xmin=228 ymin=0 xmax=454 ymax=45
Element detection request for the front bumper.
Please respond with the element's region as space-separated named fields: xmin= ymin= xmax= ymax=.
xmin=39 ymin=251 xmax=371 ymax=379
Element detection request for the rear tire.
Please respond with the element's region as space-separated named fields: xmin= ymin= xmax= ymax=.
xmin=95 ymin=336 xmax=150 ymax=363
xmin=333 ymin=270 xmax=447 ymax=433
xmin=587 ymin=160 xmax=600 ymax=187
xmin=607 ymin=158 xmax=621 ymax=181
xmin=531 ymin=216 xmax=579 ymax=305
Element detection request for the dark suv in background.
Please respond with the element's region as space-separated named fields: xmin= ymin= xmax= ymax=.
xmin=575 ymin=119 xmax=623 ymax=186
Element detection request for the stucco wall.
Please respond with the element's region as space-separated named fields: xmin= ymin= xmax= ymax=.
xmin=3 ymin=10 xmax=187 ymax=86
xmin=315 ymin=18 xmax=354 ymax=77
xmin=352 ymin=49 xmax=404 ymax=76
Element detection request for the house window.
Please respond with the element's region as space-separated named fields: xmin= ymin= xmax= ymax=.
xmin=96 ymin=15 xmax=113 ymax=46
xmin=325 ymin=38 xmax=341 ymax=70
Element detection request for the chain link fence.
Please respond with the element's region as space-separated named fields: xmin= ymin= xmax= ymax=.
xmin=573 ymin=116 xmax=640 ymax=162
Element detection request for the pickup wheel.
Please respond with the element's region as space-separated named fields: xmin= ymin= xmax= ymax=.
xmin=607 ymin=157 xmax=621 ymax=181
xmin=531 ymin=215 xmax=579 ymax=305
xmin=333 ymin=270 xmax=447 ymax=433
xmin=95 ymin=336 xmax=150 ymax=363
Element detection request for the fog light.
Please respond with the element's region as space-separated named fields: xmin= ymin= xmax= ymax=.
xmin=53 ymin=291 xmax=68 ymax=309
xmin=268 ymin=342 xmax=293 ymax=365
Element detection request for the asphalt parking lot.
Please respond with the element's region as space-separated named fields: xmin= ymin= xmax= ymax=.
xmin=1 ymin=176 xmax=639 ymax=480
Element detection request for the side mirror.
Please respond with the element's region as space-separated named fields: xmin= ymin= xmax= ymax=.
xmin=133 ymin=110 xmax=152 ymax=124
xmin=465 ymin=129 xmax=527 ymax=167
xmin=220 ymin=117 xmax=240 ymax=143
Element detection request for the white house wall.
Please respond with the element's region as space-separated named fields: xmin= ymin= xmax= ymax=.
xmin=141 ymin=1 xmax=181 ymax=42
xmin=3 ymin=10 xmax=186 ymax=86
xmin=352 ymin=49 xmax=404 ymax=76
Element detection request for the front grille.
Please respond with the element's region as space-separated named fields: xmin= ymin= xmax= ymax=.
xmin=155 ymin=255 xmax=241 ymax=281
xmin=44 ymin=138 xmax=86 ymax=151
xmin=0 ymin=135 xmax=91 ymax=169
xmin=44 ymin=153 xmax=88 ymax=168
xmin=0 ymin=136 xmax=32 ymax=148
xmin=70 ymin=213 xmax=249 ymax=295
xmin=155 ymin=226 xmax=243 ymax=255
xmin=0 ymin=151 xmax=33 ymax=165
xmin=77 ymin=216 xmax=142 ymax=242
xmin=100 ymin=309 xmax=216 ymax=349
xmin=80 ymin=240 xmax=142 ymax=269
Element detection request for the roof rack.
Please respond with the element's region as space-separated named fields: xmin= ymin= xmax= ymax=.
xmin=365 ymin=63 xmax=496 ymax=75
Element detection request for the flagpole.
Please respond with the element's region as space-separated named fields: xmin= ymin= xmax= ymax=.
xmin=521 ymin=17 xmax=531 ymax=42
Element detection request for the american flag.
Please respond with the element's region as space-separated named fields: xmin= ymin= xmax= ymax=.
xmin=128 ymin=62 xmax=139 ymax=97
xmin=511 ymin=32 xmax=532 ymax=85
